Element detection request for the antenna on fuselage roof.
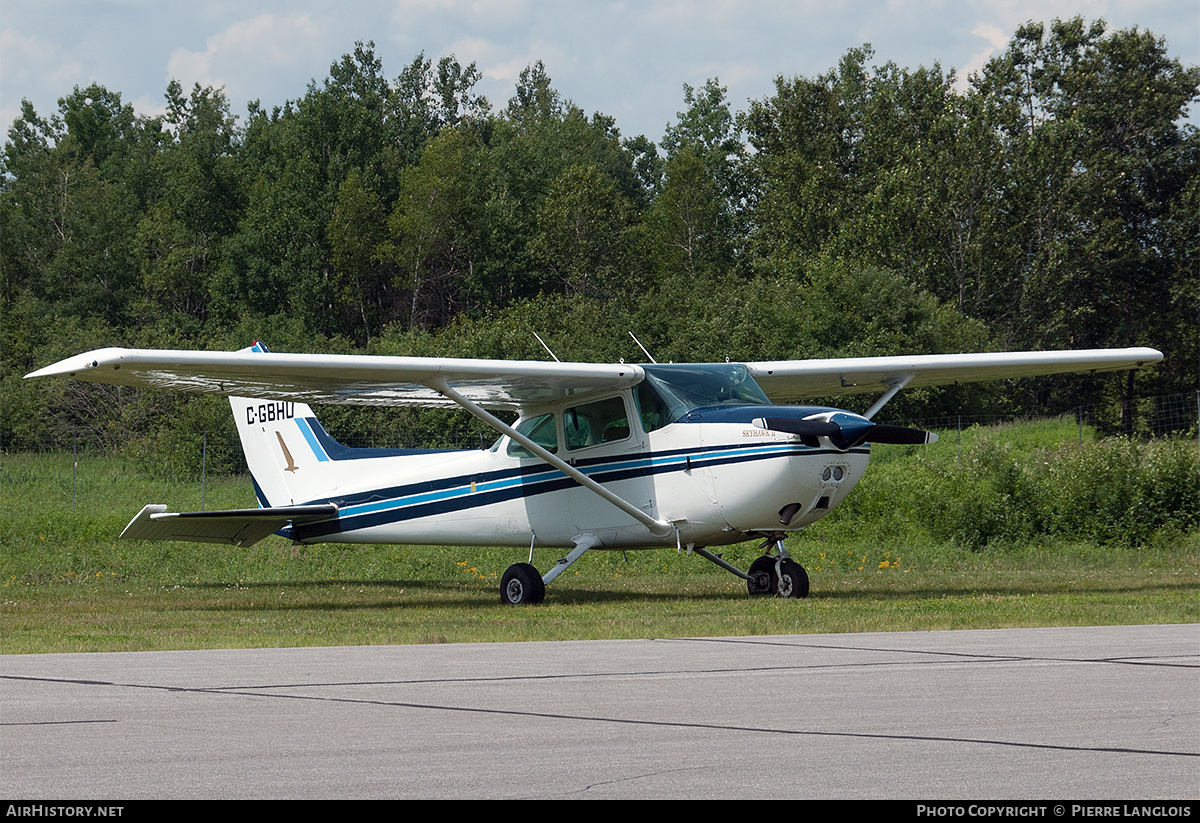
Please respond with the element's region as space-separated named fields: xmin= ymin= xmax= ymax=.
xmin=532 ymin=331 xmax=560 ymax=362
xmin=628 ymin=331 xmax=658 ymax=364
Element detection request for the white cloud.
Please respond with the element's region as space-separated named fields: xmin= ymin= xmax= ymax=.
xmin=1 ymin=26 xmax=84 ymax=117
xmin=956 ymin=22 xmax=1012 ymax=88
xmin=437 ymin=36 xmax=517 ymax=83
xmin=1 ymin=25 xmax=88 ymax=136
xmin=481 ymin=53 xmax=535 ymax=85
xmin=1 ymin=1 xmax=1195 ymax=143
xmin=166 ymin=14 xmax=324 ymax=94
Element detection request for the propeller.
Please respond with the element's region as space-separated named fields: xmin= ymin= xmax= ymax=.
xmin=752 ymin=414 xmax=937 ymax=449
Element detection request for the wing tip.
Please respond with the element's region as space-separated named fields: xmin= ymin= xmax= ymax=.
xmin=24 ymin=348 xmax=130 ymax=380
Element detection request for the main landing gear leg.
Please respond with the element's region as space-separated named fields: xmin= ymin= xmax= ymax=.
xmin=500 ymin=535 xmax=599 ymax=605
xmin=747 ymin=538 xmax=809 ymax=599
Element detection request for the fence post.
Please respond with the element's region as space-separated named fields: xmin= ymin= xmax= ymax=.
xmin=201 ymin=430 xmax=207 ymax=511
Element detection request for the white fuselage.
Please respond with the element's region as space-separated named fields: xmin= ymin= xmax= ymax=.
xmin=281 ymin=414 xmax=871 ymax=551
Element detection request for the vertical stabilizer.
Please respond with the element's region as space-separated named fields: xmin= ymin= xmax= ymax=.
xmin=230 ymin=342 xmax=338 ymax=507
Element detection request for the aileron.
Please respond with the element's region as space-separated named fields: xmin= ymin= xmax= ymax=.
xmin=747 ymin=348 xmax=1163 ymax=402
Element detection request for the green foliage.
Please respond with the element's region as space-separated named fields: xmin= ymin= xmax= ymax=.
xmin=644 ymin=147 xmax=730 ymax=281
xmin=746 ymin=20 xmax=1197 ymax=402
xmin=3 ymin=20 xmax=1197 ymax=453
xmin=828 ymin=423 xmax=1199 ymax=551
xmin=120 ymin=394 xmax=245 ymax=478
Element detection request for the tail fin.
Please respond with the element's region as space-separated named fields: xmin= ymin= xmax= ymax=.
xmin=230 ymin=342 xmax=340 ymax=507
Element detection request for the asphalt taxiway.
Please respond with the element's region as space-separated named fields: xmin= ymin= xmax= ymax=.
xmin=2 ymin=624 xmax=1197 ymax=799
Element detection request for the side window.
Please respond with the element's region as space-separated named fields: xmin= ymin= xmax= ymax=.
xmin=506 ymin=413 xmax=559 ymax=458
xmin=564 ymin=396 xmax=631 ymax=451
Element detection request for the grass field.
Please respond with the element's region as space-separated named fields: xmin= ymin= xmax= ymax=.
xmin=3 ymin=420 xmax=1197 ymax=653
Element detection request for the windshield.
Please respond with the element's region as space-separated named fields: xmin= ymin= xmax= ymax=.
xmin=637 ymin=364 xmax=771 ymax=430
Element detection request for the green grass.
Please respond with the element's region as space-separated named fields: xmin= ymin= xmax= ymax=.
xmin=2 ymin=427 xmax=1197 ymax=654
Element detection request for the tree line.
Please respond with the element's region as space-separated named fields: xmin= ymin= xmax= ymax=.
xmin=2 ymin=17 xmax=1196 ymax=454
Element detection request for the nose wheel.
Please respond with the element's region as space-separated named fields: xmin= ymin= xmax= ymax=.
xmin=747 ymin=554 xmax=809 ymax=599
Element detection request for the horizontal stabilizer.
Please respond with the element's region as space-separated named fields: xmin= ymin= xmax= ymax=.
xmin=120 ymin=503 xmax=338 ymax=548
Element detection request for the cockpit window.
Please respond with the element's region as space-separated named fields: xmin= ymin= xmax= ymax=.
xmin=636 ymin=364 xmax=771 ymax=431
xmin=564 ymin=396 xmax=630 ymax=450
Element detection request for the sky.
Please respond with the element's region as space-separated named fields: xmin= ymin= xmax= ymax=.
xmin=2 ymin=1 xmax=1197 ymax=146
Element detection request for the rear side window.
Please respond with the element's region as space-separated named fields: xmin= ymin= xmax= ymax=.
xmin=506 ymin=413 xmax=559 ymax=458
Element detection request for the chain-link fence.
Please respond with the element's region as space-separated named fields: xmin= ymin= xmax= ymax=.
xmin=899 ymin=392 xmax=1200 ymax=442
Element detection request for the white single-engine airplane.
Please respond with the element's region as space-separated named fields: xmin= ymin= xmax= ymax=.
xmin=27 ymin=343 xmax=1161 ymax=604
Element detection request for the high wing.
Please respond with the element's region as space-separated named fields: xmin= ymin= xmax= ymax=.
xmin=24 ymin=346 xmax=645 ymax=411
xmin=26 ymin=346 xmax=1162 ymax=410
xmin=745 ymin=348 xmax=1163 ymax=404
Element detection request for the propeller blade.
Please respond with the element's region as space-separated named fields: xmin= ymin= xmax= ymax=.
xmin=752 ymin=416 xmax=938 ymax=446
xmin=861 ymin=424 xmax=939 ymax=445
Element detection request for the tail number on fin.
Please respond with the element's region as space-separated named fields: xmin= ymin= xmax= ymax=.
xmin=246 ymin=402 xmax=295 ymax=425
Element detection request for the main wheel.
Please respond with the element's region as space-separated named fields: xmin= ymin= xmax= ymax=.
xmin=747 ymin=555 xmax=778 ymax=596
xmin=776 ymin=559 xmax=809 ymax=599
xmin=500 ymin=563 xmax=545 ymax=605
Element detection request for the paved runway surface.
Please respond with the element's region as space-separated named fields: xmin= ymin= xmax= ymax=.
xmin=2 ymin=624 xmax=1197 ymax=799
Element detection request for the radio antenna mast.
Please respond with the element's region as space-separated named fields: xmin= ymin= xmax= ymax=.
xmin=533 ymin=332 xmax=560 ymax=362
xmin=629 ymin=331 xmax=658 ymax=364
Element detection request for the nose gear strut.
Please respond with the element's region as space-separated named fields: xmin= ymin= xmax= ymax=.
xmin=745 ymin=538 xmax=809 ymax=598
xmin=689 ymin=536 xmax=810 ymax=599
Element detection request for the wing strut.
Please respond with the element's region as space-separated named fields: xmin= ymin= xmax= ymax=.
xmin=427 ymin=379 xmax=674 ymax=537
xmin=863 ymin=373 xmax=914 ymax=420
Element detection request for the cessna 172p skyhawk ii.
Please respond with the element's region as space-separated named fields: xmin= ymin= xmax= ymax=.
xmin=27 ymin=343 xmax=1161 ymax=604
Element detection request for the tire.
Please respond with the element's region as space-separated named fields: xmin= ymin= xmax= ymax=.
xmin=777 ymin=559 xmax=809 ymax=599
xmin=500 ymin=563 xmax=545 ymax=605
xmin=747 ymin=555 xmax=778 ymax=596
